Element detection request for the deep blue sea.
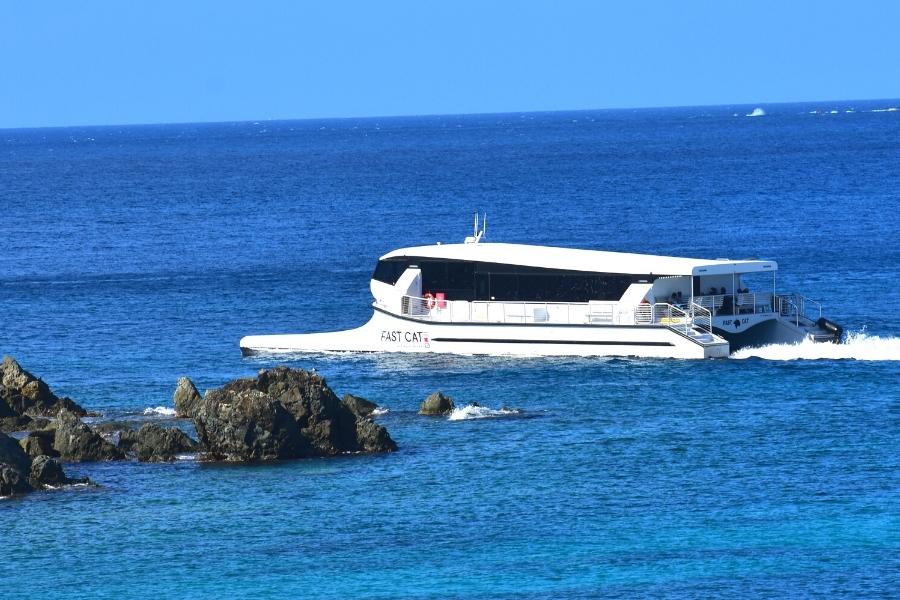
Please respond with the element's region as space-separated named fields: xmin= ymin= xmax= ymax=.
xmin=2 ymin=101 xmax=899 ymax=598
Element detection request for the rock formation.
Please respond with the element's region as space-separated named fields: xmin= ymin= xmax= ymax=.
xmin=1 ymin=356 xmax=87 ymax=423
xmin=193 ymin=366 xmax=397 ymax=461
xmin=1 ymin=431 xmax=86 ymax=496
xmin=131 ymin=424 xmax=199 ymax=462
xmin=342 ymin=393 xmax=379 ymax=418
xmin=419 ymin=391 xmax=455 ymax=415
xmin=53 ymin=409 xmax=125 ymax=462
xmin=19 ymin=429 xmax=57 ymax=458
xmin=173 ymin=377 xmax=203 ymax=419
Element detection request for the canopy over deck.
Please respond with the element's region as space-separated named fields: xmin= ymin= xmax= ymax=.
xmin=381 ymin=243 xmax=777 ymax=277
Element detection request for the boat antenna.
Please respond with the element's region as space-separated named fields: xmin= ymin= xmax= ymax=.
xmin=465 ymin=211 xmax=487 ymax=244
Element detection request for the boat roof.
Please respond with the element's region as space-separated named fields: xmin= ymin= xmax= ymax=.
xmin=380 ymin=243 xmax=777 ymax=276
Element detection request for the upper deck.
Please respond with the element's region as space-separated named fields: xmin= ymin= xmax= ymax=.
xmin=381 ymin=243 xmax=777 ymax=277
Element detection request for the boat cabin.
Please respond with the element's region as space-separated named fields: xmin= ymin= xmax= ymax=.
xmin=370 ymin=243 xmax=777 ymax=325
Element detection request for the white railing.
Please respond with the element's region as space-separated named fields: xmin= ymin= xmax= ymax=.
xmin=400 ymin=295 xmax=603 ymax=325
xmin=397 ymin=296 xmax=715 ymax=341
xmin=694 ymin=292 xmax=775 ymax=317
xmin=775 ymin=294 xmax=823 ymax=326
xmin=690 ymin=302 xmax=712 ymax=335
xmin=652 ymin=303 xmax=692 ymax=337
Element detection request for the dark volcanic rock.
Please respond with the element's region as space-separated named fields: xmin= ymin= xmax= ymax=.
xmin=1 ymin=432 xmax=34 ymax=496
xmin=194 ymin=388 xmax=307 ymax=461
xmin=133 ymin=424 xmax=199 ymax=462
xmin=29 ymin=455 xmax=67 ymax=487
xmin=342 ymin=393 xmax=378 ymax=418
xmin=19 ymin=430 xmax=58 ymax=458
xmin=173 ymin=377 xmax=203 ymax=419
xmin=193 ymin=366 xmax=396 ymax=461
xmin=419 ymin=391 xmax=455 ymax=416
xmin=53 ymin=409 xmax=125 ymax=462
xmin=1 ymin=356 xmax=87 ymax=418
xmin=0 ymin=415 xmax=34 ymax=433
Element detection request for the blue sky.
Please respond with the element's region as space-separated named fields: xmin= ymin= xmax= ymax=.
xmin=2 ymin=1 xmax=899 ymax=128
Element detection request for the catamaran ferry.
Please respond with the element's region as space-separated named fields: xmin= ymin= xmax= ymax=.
xmin=240 ymin=219 xmax=842 ymax=359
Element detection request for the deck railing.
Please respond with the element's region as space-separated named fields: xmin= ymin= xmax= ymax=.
xmin=399 ymin=295 xmax=713 ymax=332
xmin=694 ymin=292 xmax=775 ymax=317
xmin=774 ymin=293 xmax=823 ymax=326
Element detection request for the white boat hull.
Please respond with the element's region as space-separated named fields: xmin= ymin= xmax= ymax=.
xmin=240 ymin=309 xmax=730 ymax=359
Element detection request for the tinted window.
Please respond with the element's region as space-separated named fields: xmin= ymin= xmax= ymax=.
xmin=372 ymin=259 xmax=409 ymax=285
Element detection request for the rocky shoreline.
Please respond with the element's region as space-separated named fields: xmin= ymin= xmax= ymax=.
xmin=1 ymin=356 xmax=397 ymax=499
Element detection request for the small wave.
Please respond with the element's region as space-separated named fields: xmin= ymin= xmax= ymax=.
xmin=371 ymin=407 xmax=389 ymax=416
xmin=175 ymin=453 xmax=199 ymax=461
xmin=143 ymin=406 xmax=176 ymax=416
xmin=448 ymin=404 xmax=522 ymax=421
xmin=730 ymin=331 xmax=900 ymax=361
xmin=870 ymin=107 xmax=899 ymax=113
xmin=746 ymin=107 xmax=766 ymax=117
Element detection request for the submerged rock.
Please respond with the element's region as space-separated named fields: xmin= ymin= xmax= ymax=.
xmin=173 ymin=377 xmax=203 ymax=419
xmin=1 ymin=356 xmax=86 ymax=419
xmin=419 ymin=391 xmax=455 ymax=416
xmin=132 ymin=424 xmax=199 ymax=462
xmin=53 ymin=409 xmax=125 ymax=462
xmin=193 ymin=366 xmax=396 ymax=461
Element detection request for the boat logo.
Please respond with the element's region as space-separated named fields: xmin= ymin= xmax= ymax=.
xmin=381 ymin=330 xmax=431 ymax=348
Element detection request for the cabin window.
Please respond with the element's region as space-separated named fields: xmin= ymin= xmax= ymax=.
xmin=372 ymin=259 xmax=410 ymax=285
xmin=374 ymin=257 xmax=660 ymax=303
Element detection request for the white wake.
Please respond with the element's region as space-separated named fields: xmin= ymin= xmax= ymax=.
xmin=730 ymin=331 xmax=900 ymax=361
xmin=448 ymin=404 xmax=522 ymax=421
xmin=143 ymin=406 xmax=176 ymax=416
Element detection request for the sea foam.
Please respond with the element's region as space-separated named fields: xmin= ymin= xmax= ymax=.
xmin=747 ymin=107 xmax=766 ymax=117
xmin=730 ymin=331 xmax=900 ymax=361
xmin=143 ymin=406 xmax=176 ymax=416
xmin=448 ymin=404 xmax=521 ymax=421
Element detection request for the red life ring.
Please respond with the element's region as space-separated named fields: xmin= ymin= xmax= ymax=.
xmin=424 ymin=293 xmax=436 ymax=310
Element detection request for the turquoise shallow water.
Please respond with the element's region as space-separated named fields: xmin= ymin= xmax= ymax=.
xmin=2 ymin=102 xmax=900 ymax=598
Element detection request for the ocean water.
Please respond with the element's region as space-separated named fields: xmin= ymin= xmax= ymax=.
xmin=2 ymin=101 xmax=899 ymax=598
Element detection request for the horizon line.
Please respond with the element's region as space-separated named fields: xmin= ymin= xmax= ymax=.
xmin=3 ymin=96 xmax=899 ymax=132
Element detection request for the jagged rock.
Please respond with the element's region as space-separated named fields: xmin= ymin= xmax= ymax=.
xmin=195 ymin=387 xmax=306 ymax=461
xmin=1 ymin=356 xmax=87 ymax=418
xmin=132 ymin=424 xmax=199 ymax=462
xmin=117 ymin=429 xmax=139 ymax=453
xmin=0 ymin=415 xmax=34 ymax=433
xmin=28 ymin=455 xmax=66 ymax=487
xmin=1 ymin=432 xmax=34 ymax=496
xmin=29 ymin=455 xmax=89 ymax=489
xmin=419 ymin=391 xmax=455 ymax=416
xmin=173 ymin=377 xmax=203 ymax=419
xmin=193 ymin=366 xmax=396 ymax=461
xmin=19 ymin=430 xmax=58 ymax=458
xmin=355 ymin=418 xmax=397 ymax=453
xmin=342 ymin=393 xmax=378 ymax=418
xmin=93 ymin=421 xmax=136 ymax=434
xmin=53 ymin=409 xmax=125 ymax=462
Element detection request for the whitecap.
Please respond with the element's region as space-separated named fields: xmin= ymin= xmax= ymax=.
xmin=448 ymin=404 xmax=522 ymax=421
xmin=729 ymin=330 xmax=900 ymax=361
xmin=370 ymin=407 xmax=390 ymax=416
xmin=143 ymin=406 xmax=176 ymax=416
xmin=175 ymin=453 xmax=199 ymax=461
xmin=746 ymin=107 xmax=766 ymax=117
